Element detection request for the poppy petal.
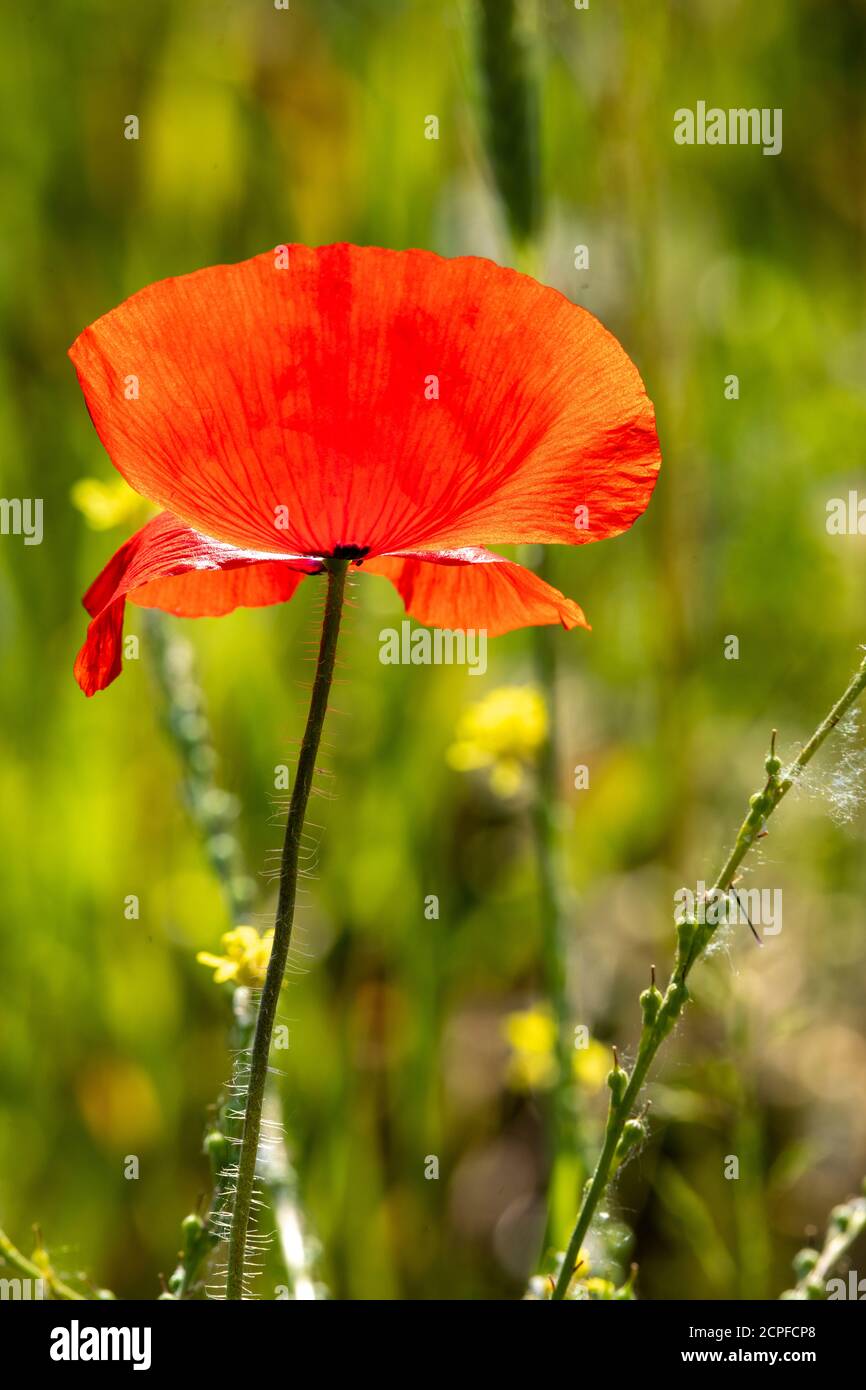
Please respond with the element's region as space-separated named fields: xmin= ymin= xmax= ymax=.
xmin=69 ymin=244 xmax=660 ymax=558
xmin=75 ymin=512 xmax=316 ymax=696
xmin=364 ymin=549 xmax=588 ymax=637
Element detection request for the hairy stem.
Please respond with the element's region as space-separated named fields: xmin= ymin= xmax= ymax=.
xmin=551 ymin=649 xmax=866 ymax=1300
xmin=225 ymin=559 xmax=348 ymax=1300
xmin=148 ymin=615 xmax=321 ymax=1298
xmin=782 ymin=1184 xmax=866 ymax=1299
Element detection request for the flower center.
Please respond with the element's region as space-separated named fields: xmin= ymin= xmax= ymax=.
xmin=330 ymin=544 xmax=370 ymax=560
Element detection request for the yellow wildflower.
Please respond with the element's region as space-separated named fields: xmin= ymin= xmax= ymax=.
xmin=196 ymin=926 xmax=275 ymax=988
xmin=503 ymin=1004 xmax=557 ymax=1092
xmin=71 ymin=476 xmax=150 ymax=530
xmin=447 ymin=686 xmax=548 ymax=797
xmin=584 ymin=1276 xmax=617 ymax=1299
xmin=572 ymin=1038 xmax=612 ymax=1093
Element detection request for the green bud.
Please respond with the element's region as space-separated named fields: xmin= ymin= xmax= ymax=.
xmin=175 ymin=711 xmax=209 ymax=745
xmin=765 ymin=754 xmax=782 ymax=777
xmin=613 ymin=1265 xmax=638 ymax=1300
xmin=204 ymin=1129 xmax=230 ymax=1177
xmin=208 ymin=832 xmax=237 ymax=868
xmin=615 ymin=1119 xmax=646 ymax=1164
xmin=656 ymin=981 xmax=689 ymax=1041
xmin=607 ymin=1060 xmax=629 ymax=1105
xmin=792 ymin=1247 xmax=820 ymax=1280
xmin=675 ymin=915 xmax=696 ymax=966
xmin=168 ymin=1270 xmax=184 ymax=1294
xmin=669 ymin=980 xmax=689 ymax=1011
xmin=804 ymin=1279 xmax=825 ymax=1300
xmin=829 ymin=1205 xmax=851 ymax=1232
xmin=181 ymin=1213 xmax=204 ymax=1254
xmin=640 ymin=984 xmax=662 ymax=1029
xmin=189 ymin=745 xmax=217 ymax=776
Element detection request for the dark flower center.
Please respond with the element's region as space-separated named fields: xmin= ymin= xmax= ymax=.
xmin=329 ymin=544 xmax=370 ymax=560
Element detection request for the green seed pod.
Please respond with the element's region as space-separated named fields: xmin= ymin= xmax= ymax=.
xmin=615 ymin=1118 xmax=645 ymax=1163
xmin=765 ymin=754 xmax=782 ymax=777
xmin=607 ymin=1061 xmax=629 ymax=1105
xmin=664 ymin=978 xmax=692 ymax=1011
xmin=792 ymin=1247 xmax=820 ymax=1280
xmin=675 ymin=915 xmax=696 ymax=966
xmin=640 ymin=984 xmax=662 ymax=1029
xmin=614 ymin=1265 xmax=638 ymax=1300
xmin=181 ymin=1213 xmax=204 ymax=1255
xmin=207 ymin=832 xmax=237 ymax=868
xmin=804 ymin=1279 xmax=825 ymax=1300
xmin=829 ymin=1205 xmax=851 ymax=1233
xmin=204 ymin=1128 xmax=231 ymax=1177
xmin=668 ymin=980 xmax=689 ymax=1012
xmin=656 ymin=981 xmax=689 ymax=1040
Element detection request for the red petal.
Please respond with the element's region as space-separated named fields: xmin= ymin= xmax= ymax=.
xmin=364 ymin=549 xmax=588 ymax=637
xmin=70 ymin=245 xmax=660 ymax=558
xmin=75 ymin=512 xmax=315 ymax=695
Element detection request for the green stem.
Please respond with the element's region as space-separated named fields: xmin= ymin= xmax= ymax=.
xmin=0 ymin=1227 xmax=87 ymax=1301
xmin=782 ymin=1186 xmax=866 ymax=1299
xmin=149 ymin=618 xmax=320 ymax=1298
xmin=225 ymin=559 xmax=348 ymax=1300
xmin=551 ymin=650 xmax=866 ymax=1300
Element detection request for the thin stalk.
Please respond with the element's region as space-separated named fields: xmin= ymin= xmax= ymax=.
xmin=551 ymin=650 xmax=866 ymax=1300
xmin=225 ymin=558 xmax=348 ymax=1300
xmin=148 ymin=614 xmax=320 ymax=1298
xmin=0 ymin=1227 xmax=87 ymax=1301
xmin=782 ymin=1184 xmax=866 ymax=1299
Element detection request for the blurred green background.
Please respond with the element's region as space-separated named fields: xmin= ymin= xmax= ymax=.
xmin=1 ymin=0 xmax=865 ymax=1300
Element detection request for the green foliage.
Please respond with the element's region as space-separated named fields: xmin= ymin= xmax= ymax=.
xmin=475 ymin=0 xmax=542 ymax=244
xmin=0 ymin=0 xmax=864 ymax=1300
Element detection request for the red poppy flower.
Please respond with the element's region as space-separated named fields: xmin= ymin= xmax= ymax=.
xmin=71 ymin=243 xmax=660 ymax=695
